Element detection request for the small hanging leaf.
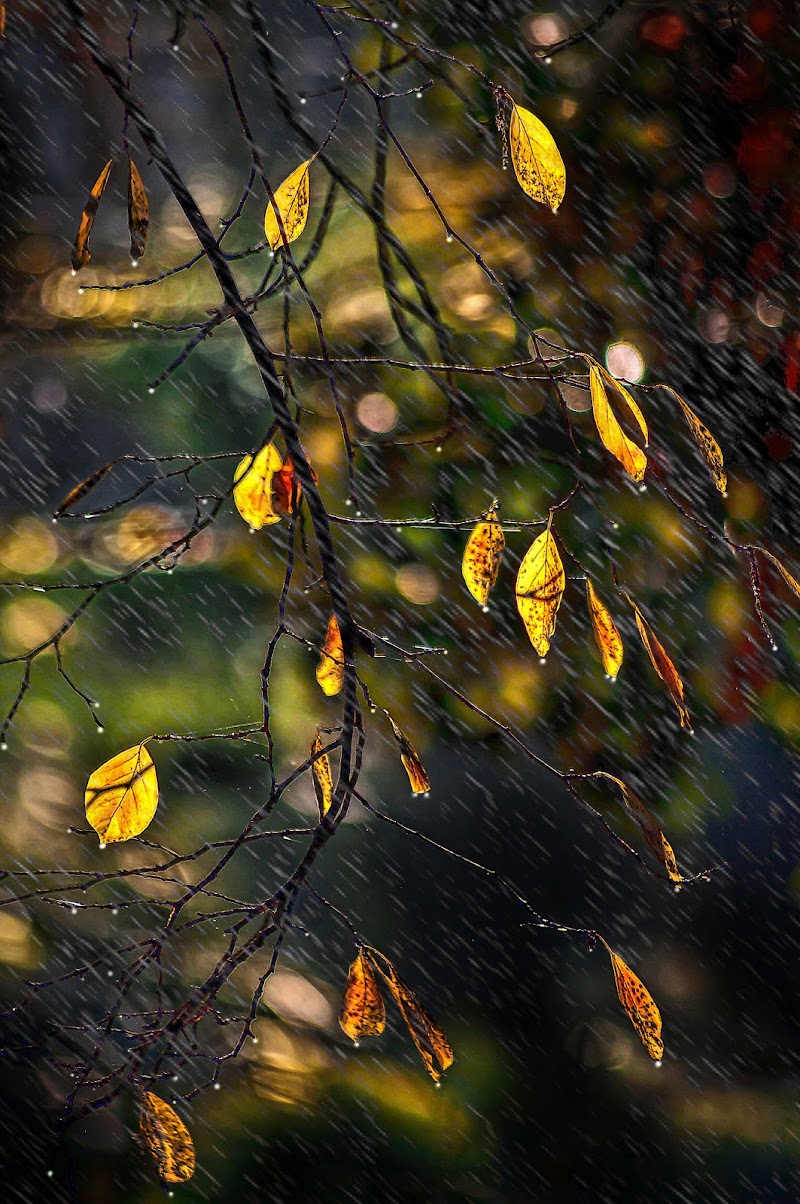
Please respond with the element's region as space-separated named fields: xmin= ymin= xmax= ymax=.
xmin=515 ymin=527 xmax=565 ymax=658
xmin=311 ymin=728 xmax=334 ymax=820
xmin=602 ymin=942 xmax=664 ymax=1062
xmin=0 ymin=3 xmax=6 ymax=40
xmin=316 ymin=614 xmax=345 ymax=696
xmin=233 ymin=442 xmax=284 ymax=530
xmin=71 ymin=158 xmax=114 ymax=273
xmin=621 ymin=590 xmax=692 ymax=730
xmin=367 ymin=949 xmax=454 ymax=1082
xmin=85 ymin=743 xmax=158 ymax=844
xmin=127 ymin=156 xmax=150 ymax=261
xmin=339 ymin=949 xmax=386 ymax=1042
xmin=54 ymin=461 xmax=117 ymax=517
xmin=508 ymin=102 xmax=566 ymax=214
xmin=264 ymin=158 xmax=312 ymax=252
xmin=594 ymin=772 xmax=680 ymax=886
xmin=272 ymin=456 xmax=299 ymax=515
xmin=387 ymin=715 xmax=430 ymax=794
xmin=139 ymin=1091 xmax=195 ymax=1184
xmin=759 ymin=548 xmax=800 ymax=601
xmin=585 ymin=579 xmax=624 ymax=679
xmin=462 ymin=506 xmax=505 ymax=608
xmin=589 ymin=361 xmax=647 ymax=483
xmin=667 ymin=387 xmax=727 ymax=495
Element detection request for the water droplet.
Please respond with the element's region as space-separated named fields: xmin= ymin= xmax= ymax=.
xmin=107 ymin=970 xmax=113 ymax=976
xmin=52 ymin=517 xmax=58 ymax=524
xmin=654 ymin=1060 xmax=662 ymax=1069
xmin=355 ymin=510 xmax=362 ymax=517
xmin=99 ymin=842 xmax=106 ymax=850
xmin=0 ymin=743 xmax=7 ymax=752
xmin=345 ymin=498 xmax=353 ymax=507
xmin=47 ymin=1171 xmax=54 ymax=1179
xmin=482 ymin=605 xmax=489 ymax=613
xmin=771 ymin=643 xmax=778 ymax=652
xmin=96 ymin=726 xmax=105 ymax=734
xmin=148 ymin=387 xmax=155 ymax=394
xmin=434 ymin=1080 xmax=441 ymax=1089
xmin=390 ymin=20 xmax=398 ymax=28
xmin=544 ymin=56 xmax=552 ymax=65
xmin=539 ymin=657 xmax=547 ymax=665
xmin=70 ymin=907 xmax=77 ymax=916
xmin=132 ymin=320 xmax=140 ymax=329
xmin=111 ymin=907 xmax=118 ymax=915
xmin=435 ymin=446 xmax=442 ymax=454
xmin=70 ymin=269 xmax=77 ymax=278
xmin=91 ymin=700 xmax=99 ymax=709
xmin=415 ymin=92 xmax=422 ymax=100
xmin=445 ymin=234 xmax=453 ymax=243
xmin=638 ymin=483 xmax=647 ymax=493
xmin=172 ymin=43 xmax=179 ymax=52
xmin=213 ymin=1082 xmax=221 ymax=1090
xmin=78 ymin=287 xmax=85 ymax=295
xmin=130 ymin=258 xmax=138 ymax=268
xmin=300 ymin=96 xmax=307 ymax=105
xmin=353 ymin=1039 xmax=360 ymax=1049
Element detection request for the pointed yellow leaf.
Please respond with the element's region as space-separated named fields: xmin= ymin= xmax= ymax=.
xmin=367 ymin=949 xmax=454 ymax=1082
xmin=339 ymin=949 xmax=386 ymax=1042
xmin=71 ymin=158 xmax=114 ymax=273
xmin=759 ymin=548 xmax=800 ymax=601
xmin=264 ymin=159 xmax=312 ymax=252
xmin=668 ymin=387 xmax=727 ymax=495
xmin=139 ymin=1092 xmax=195 ymax=1184
xmin=594 ymin=772 xmax=680 ymax=886
xmin=589 ymin=363 xmax=647 ymax=483
xmin=85 ymin=744 xmax=158 ymax=844
xmin=127 ymin=156 xmax=150 ymax=261
xmin=311 ymin=728 xmax=334 ymax=819
xmin=597 ymin=364 xmax=648 ymax=447
xmin=515 ymin=528 xmax=565 ymax=657
xmin=462 ymin=507 xmax=505 ymax=608
xmin=621 ymin=591 xmax=692 ymax=729
xmin=586 ymin=579 xmax=624 ymax=679
xmin=233 ymin=442 xmax=284 ymax=530
xmin=603 ymin=944 xmax=664 ymax=1062
xmin=388 ymin=716 xmax=430 ymax=794
xmin=316 ymin=614 xmax=345 ymax=696
xmin=508 ymin=103 xmax=566 ymax=214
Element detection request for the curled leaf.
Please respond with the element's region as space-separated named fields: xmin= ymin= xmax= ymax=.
xmin=339 ymin=949 xmax=386 ymax=1042
xmin=311 ymin=728 xmax=333 ymax=819
xmin=621 ymin=590 xmax=692 ymax=730
xmin=586 ymin=578 xmax=623 ymax=679
xmin=508 ymin=102 xmax=566 ymax=214
xmin=139 ymin=1092 xmax=195 ymax=1184
xmin=127 ymin=156 xmax=150 ymax=261
xmin=367 ymin=949 xmax=454 ymax=1082
xmin=388 ymin=715 xmax=430 ymax=794
xmin=71 ymin=158 xmax=114 ymax=273
xmin=54 ymin=460 xmax=117 ymax=517
xmin=264 ymin=158 xmax=312 ymax=252
xmin=603 ymin=944 xmax=664 ymax=1062
xmin=462 ymin=506 xmax=505 ymax=608
xmin=515 ymin=527 xmax=565 ymax=657
xmin=316 ymin=614 xmax=345 ymax=696
xmin=233 ymin=442 xmax=284 ymax=530
xmin=594 ymin=772 xmax=680 ymax=886
xmin=667 ymin=387 xmax=727 ymax=495
xmin=85 ymin=743 xmax=158 ymax=844
xmin=759 ymin=548 xmax=800 ymax=601
xmin=589 ymin=361 xmax=647 ymax=483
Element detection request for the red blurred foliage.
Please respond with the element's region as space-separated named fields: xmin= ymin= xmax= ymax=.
xmin=737 ymin=110 xmax=794 ymax=191
xmin=638 ymin=10 xmax=687 ymax=55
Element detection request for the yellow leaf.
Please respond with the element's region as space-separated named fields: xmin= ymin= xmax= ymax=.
xmin=759 ymin=548 xmax=800 ymax=601
xmin=594 ymin=772 xmax=680 ymax=886
xmin=316 ymin=614 xmax=345 ymax=696
xmin=139 ymin=1092 xmax=195 ymax=1184
xmin=508 ymin=102 xmax=566 ymax=214
xmin=589 ymin=362 xmax=647 ymax=483
xmin=585 ymin=578 xmax=623 ymax=679
xmin=233 ymin=442 xmax=284 ymax=530
xmin=84 ymin=744 xmax=158 ymax=844
xmin=71 ymin=158 xmax=114 ymax=273
xmin=127 ymin=156 xmax=150 ymax=261
xmin=462 ymin=507 xmax=505 ymax=608
xmin=668 ymin=387 xmax=727 ymax=495
xmin=367 ymin=950 xmax=454 ymax=1082
xmin=388 ymin=715 xmax=430 ymax=794
xmin=264 ymin=159 xmax=312 ymax=252
xmin=603 ymin=944 xmax=664 ymax=1062
xmin=311 ymin=728 xmax=333 ymax=819
xmin=621 ymin=590 xmax=692 ymax=730
xmin=515 ymin=528 xmax=565 ymax=657
xmin=339 ymin=949 xmax=386 ymax=1042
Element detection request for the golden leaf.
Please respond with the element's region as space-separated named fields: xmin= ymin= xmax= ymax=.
xmin=127 ymin=156 xmax=150 ymax=261
xmin=367 ymin=950 xmax=454 ymax=1082
xmin=622 ymin=591 xmax=692 ymax=729
xmin=515 ymin=527 xmax=565 ymax=658
xmin=388 ymin=715 xmax=430 ymax=794
xmin=462 ymin=507 xmax=505 ymax=608
xmin=585 ymin=578 xmax=623 ymax=679
xmin=264 ymin=159 xmax=312 ymax=252
xmin=311 ymin=728 xmax=333 ymax=819
xmin=316 ymin=614 xmax=345 ymax=696
xmin=594 ymin=772 xmax=680 ymax=886
xmin=232 ymin=442 xmax=284 ymax=530
xmin=759 ymin=548 xmax=800 ymax=601
xmin=54 ymin=461 xmax=116 ymax=517
xmin=668 ymin=387 xmax=727 ymax=495
xmin=604 ymin=944 xmax=664 ymax=1062
xmin=71 ymin=158 xmax=114 ymax=273
xmin=339 ymin=949 xmax=386 ymax=1042
xmin=139 ymin=1091 xmax=195 ymax=1184
xmin=84 ymin=743 xmax=158 ymax=844
xmin=589 ymin=362 xmax=647 ymax=483
xmin=508 ymin=102 xmax=566 ymax=214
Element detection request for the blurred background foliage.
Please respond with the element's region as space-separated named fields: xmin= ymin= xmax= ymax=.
xmin=0 ymin=1 xmax=799 ymax=1201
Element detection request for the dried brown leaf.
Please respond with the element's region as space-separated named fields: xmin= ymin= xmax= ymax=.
xmin=622 ymin=591 xmax=692 ymax=730
xmin=388 ymin=715 xmax=430 ymax=794
xmin=71 ymin=158 xmax=114 ymax=273
xmin=311 ymin=727 xmax=333 ymax=820
xmin=54 ymin=461 xmax=117 ymax=517
xmin=339 ymin=949 xmax=386 ymax=1042
xmin=367 ymin=949 xmax=454 ymax=1082
xmin=759 ymin=548 xmax=800 ymax=601
xmin=603 ymin=943 xmax=664 ymax=1062
xmin=585 ymin=578 xmax=623 ymax=679
xmin=667 ymin=387 xmax=727 ymax=495
xmin=594 ymin=771 xmax=680 ymax=886
xmin=127 ymin=156 xmax=150 ymax=261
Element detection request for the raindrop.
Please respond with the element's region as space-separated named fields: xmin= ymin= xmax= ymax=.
xmin=482 ymin=606 xmax=489 ymax=614
xmin=96 ymin=726 xmax=105 ymax=733
xmin=70 ymin=269 xmax=77 ymax=278
xmin=300 ymin=97 xmax=307 ymax=105
xmin=148 ymin=387 xmax=155 ymax=394
xmin=78 ymin=287 xmax=85 ymax=295
xmin=130 ymin=258 xmax=138 ymax=268
xmin=539 ymin=657 xmax=547 ymax=665
xmin=415 ymin=92 xmax=423 ymax=100
xmin=445 ymin=234 xmax=453 ymax=243
xmin=0 ymin=743 xmax=7 ymax=752
xmin=654 ymin=1060 xmax=662 ymax=1069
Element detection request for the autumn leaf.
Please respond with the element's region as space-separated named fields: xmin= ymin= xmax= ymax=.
xmin=387 ymin=715 xmax=430 ymax=794
xmin=594 ymin=771 xmax=680 ymax=886
xmin=311 ymin=728 xmax=334 ymax=820
xmin=367 ymin=949 xmax=454 ymax=1082
xmin=272 ymin=456 xmax=299 ymax=516
xmin=127 ymin=156 xmax=150 ymax=262
xmin=621 ymin=590 xmax=692 ymax=729
xmin=139 ymin=1092 xmax=195 ymax=1184
xmin=589 ymin=361 xmax=648 ymax=483
xmin=759 ymin=548 xmax=800 ymax=601
xmin=71 ymin=158 xmax=114 ymax=273
xmin=585 ymin=578 xmax=624 ymax=679
xmin=264 ymin=158 xmax=312 ymax=252
xmin=508 ymin=102 xmax=566 ymax=214
xmin=339 ymin=949 xmax=386 ymax=1042
xmin=0 ymin=3 xmax=6 ymax=40
xmin=601 ymin=941 xmax=664 ymax=1062
xmin=232 ymin=442 xmax=284 ymax=530
xmin=53 ymin=461 xmax=117 ymax=517
xmin=84 ymin=743 xmax=158 ymax=844
xmin=462 ymin=506 xmax=505 ymax=608
xmin=666 ymin=386 xmax=727 ymax=495
xmin=515 ymin=527 xmax=565 ymax=658
xmin=316 ymin=614 xmax=345 ymax=696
